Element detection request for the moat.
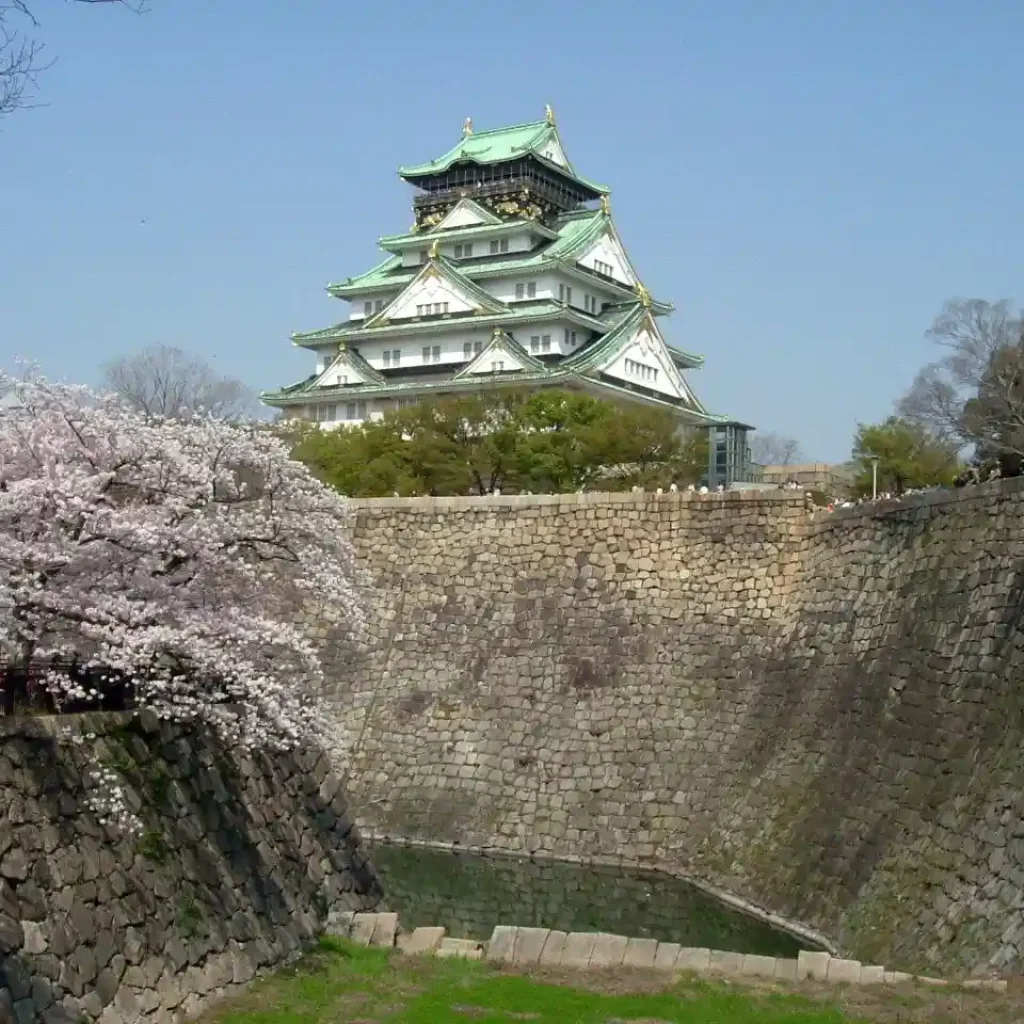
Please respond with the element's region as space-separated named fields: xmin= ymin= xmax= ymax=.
xmin=368 ymin=842 xmax=815 ymax=957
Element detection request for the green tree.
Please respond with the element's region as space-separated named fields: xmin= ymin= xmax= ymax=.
xmin=288 ymin=389 xmax=706 ymax=497
xmin=851 ymin=417 xmax=960 ymax=496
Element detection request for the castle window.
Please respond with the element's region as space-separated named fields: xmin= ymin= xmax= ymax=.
xmin=419 ymin=249 xmax=428 ymax=263
xmin=375 ymin=299 xmax=385 ymax=312
xmin=558 ymin=284 xmax=565 ymax=302
xmin=541 ymin=335 xmax=551 ymax=353
xmin=454 ymin=243 xmax=474 ymax=258
xmin=363 ymin=301 xmax=372 ymax=316
xmin=527 ymin=282 xmax=537 ymax=298
xmin=530 ymin=336 xmax=540 ymax=353
xmin=489 ymin=240 xmax=499 ymax=255
xmin=463 ymin=341 xmax=473 ymax=358
xmin=566 ymin=286 xmax=573 ymax=305
xmin=473 ymin=340 xmax=483 ymax=355
xmin=515 ymin=283 xmax=525 ymax=300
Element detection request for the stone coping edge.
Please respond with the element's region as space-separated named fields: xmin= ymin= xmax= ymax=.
xmin=325 ymin=912 xmax=1008 ymax=993
xmin=340 ymin=476 xmax=1023 ymax=515
xmin=345 ymin=490 xmax=808 ymax=511
xmin=361 ymin=832 xmax=834 ymax=954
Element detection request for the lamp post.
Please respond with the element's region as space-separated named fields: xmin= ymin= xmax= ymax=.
xmin=866 ymin=455 xmax=880 ymax=500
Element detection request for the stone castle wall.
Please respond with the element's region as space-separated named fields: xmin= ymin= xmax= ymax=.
xmin=323 ymin=479 xmax=1024 ymax=975
xmin=0 ymin=712 xmax=382 ymax=1023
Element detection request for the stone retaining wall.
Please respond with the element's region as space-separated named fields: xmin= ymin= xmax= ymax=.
xmin=320 ymin=478 xmax=1024 ymax=975
xmin=0 ymin=712 xmax=382 ymax=1023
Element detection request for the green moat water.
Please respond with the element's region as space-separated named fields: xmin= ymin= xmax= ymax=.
xmin=368 ymin=843 xmax=814 ymax=958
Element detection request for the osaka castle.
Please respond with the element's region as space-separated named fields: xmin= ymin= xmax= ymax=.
xmin=261 ymin=107 xmax=756 ymax=484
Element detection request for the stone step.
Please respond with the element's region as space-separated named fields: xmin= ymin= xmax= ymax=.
xmin=398 ymin=926 xmax=447 ymax=956
xmin=437 ymin=937 xmax=483 ymax=960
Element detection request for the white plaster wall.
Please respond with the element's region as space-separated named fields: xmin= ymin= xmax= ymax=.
xmin=387 ymin=274 xmax=480 ymax=319
xmin=347 ymin=294 xmax=399 ymax=319
xmin=535 ymin=137 xmax=569 ymax=167
xmin=577 ymin=232 xmax=637 ymax=287
xmin=355 ymin=328 xmax=492 ymax=370
xmin=600 ymin=325 xmax=689 ymax=401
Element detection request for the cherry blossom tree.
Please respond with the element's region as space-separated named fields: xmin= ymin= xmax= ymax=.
xmin=0 ymin=370 xmax=363 ymax=758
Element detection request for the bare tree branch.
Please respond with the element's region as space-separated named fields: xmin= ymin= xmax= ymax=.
xmin=0 ymin=0 xmax=147 ymax=119
xmin=102 ymin=344 xmax=260 ymax=422
xmin=750 ymin=432 xmax=804 ymax=467
xmin=897 ymin=298 xmax=1024 ymax=469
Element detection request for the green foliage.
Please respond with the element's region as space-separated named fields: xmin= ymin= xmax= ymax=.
xmin=176 ymin=895 xmax=206 ymax=938
xmin=136 ymin=826 xmax=170 ymax=864
xmin=290 ymin=389 xmax=708 ymax=497
xmin=851 ymin=417 xmax=960 ymax=496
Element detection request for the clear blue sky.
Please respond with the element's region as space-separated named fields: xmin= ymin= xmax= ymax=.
xmin=1 ymin=1 xmax=1021 ymax=461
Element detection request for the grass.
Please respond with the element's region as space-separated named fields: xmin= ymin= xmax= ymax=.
xmin=202 ymin=937 xmax=1024 ymax=1024
xmin=204 ymin=937 xmax=859 ymax=1024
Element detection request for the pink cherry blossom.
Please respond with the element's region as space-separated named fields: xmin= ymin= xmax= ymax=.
xmin=0 ymin=370 xmax=364 ymax=758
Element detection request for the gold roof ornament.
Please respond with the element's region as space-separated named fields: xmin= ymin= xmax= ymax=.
xmin=463 ymin=116 xmax=473 ymax=136
xmin=492 ymin=324 xmax=503 ymax=340
xmin=338 ymin=341 xmax=347 ymax=352
xmin=600 ymin=193 xmax=611 ymax=215
xmin=544 ymin=103 xmax=556 ymax=126
xmin=636 ymin=282 xmax=652 ymax=308
xmin=429 ymin=238 xmax=440 ymax=259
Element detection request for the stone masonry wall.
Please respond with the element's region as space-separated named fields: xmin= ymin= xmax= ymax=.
xmin=0 ymin=712 xmax=382 ymax=1024
xmin=322 ymin=478 xmax=1024 ymax=976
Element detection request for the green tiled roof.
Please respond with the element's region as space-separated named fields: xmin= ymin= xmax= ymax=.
xmin=293 ymin=299 xmax=607 ymax=346
xmin=379 ymin=219 xmax=559 ymax=252
xmin=560 ymin=305 xmax=706 ymax=414
xmin=398 ymin=119 xmax=609 ymax=195
xmin=328 ymin=209 xmax=654 ymax=302
xmin=270 ymin=300 xmax=707 ymax=418
xmin=261 ymin=365 xmax=718 ymax=426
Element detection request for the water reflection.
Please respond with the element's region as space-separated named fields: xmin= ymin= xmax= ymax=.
xmin=369 ymin=842 xmax=813 ymax=957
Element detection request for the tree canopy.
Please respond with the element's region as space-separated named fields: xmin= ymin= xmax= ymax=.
xmin=289 ymin=389 xmax=709 ymax=497
xmin=850 ymin=416 xmax=960 ymax=496
xmin=897 ymin=298 xmax=1024 ymax=476
xmin=102 ymin=343 xmax=258 ymax=421
xmin=0 ymin=371 xmax=362 ymax=755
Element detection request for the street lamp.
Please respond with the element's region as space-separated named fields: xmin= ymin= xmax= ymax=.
xmin=865 ymin=455 xmax=881 ymax=500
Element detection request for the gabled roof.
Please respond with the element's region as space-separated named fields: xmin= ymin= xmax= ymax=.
xmin=398 ymin=116 xmax=609 ymax=195
xmin=435 ymin=198 xmax=501 ymax=230
xmin=315 ymin=346 xmax=386 ymax=387
xmin=564 ymin=303 xmax=706 ymax=413
xmin=362 ymin=254 xmax=507 ymax=328
xmin=453 ymin=327 xmax=546 ymax=379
